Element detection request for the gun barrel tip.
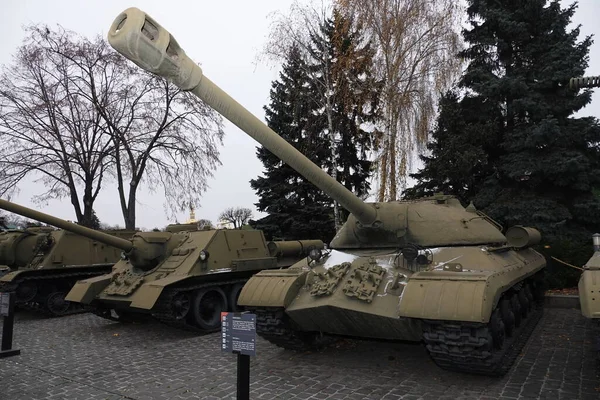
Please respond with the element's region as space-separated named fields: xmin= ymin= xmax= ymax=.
xmin=109 ymin=7 xmax=145 ymax=37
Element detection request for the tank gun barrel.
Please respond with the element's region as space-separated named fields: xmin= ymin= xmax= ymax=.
xmin=569 ymin=76 xmax=600 ymax=89
xmin=107 ymin=8 xmax=377 ymax=226
xmin=0 ymin=199 xmax=133 ymax=252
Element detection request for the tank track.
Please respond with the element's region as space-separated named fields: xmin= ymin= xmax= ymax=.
xmin=422 ymin=276 xmax=545 ymax=376
xmin=251 ymin=307 xmax=334 ymax=351
xmin=91 ymin=278 xmax=249 ymax=333
xmin=152 ymin=278 xmax=248 ymax=333
xmin=0 ymin=269 xmax=109 ymax=317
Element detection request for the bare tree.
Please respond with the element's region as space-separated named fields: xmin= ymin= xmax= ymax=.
xmin=0 ymin=210 xmax=32 ymax=229
xmin=196 ymin=219 xmax=213 ymax=230
xmin=219 ymin=207 xmax=253 ymax=229
xmin=0 ymin=24 xmax=225 ymax=230
xmin=0 ymin=25 xmax=118 ymax=226
xmin=92 ymin=70 xmax=224 ymax=229
xmin=337 ymin=0 xmax=464 ymax=200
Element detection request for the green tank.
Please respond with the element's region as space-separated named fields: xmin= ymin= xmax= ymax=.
xmin=570 ymin=77 xmax=600 ymax=360
xmin=0 ymin=199 xmax=323 ymax=331
xmin=105 ymin=7 xmax=547 ymax=376
xmin=0 ymin=221 xmax=134 ymax=316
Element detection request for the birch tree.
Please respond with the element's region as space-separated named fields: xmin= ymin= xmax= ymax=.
xmin=336 ymin=0 xmax=464 ymax=200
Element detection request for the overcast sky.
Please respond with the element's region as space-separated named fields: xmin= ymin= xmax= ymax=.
xmin=0 ymin=0 xmax=599 ymax=230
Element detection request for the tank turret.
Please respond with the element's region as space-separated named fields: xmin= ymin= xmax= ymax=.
xmin=0 ymin=226 xmax=55 ymax=272
xmin=106 ymin=7 xmax=547 ymax=376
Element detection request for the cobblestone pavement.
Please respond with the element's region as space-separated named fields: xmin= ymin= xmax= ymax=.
xmin=1 ymin=307 xmax=598 ymax=400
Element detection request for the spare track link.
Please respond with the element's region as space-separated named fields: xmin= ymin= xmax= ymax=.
xmin=252 ymin=307 xmax=333 ymax=351
xmin=0 ymin=270 xmax=107 ymax=317
xmin=151 ymin=278 xmax=249 ymax=334
xmin=422 ymin=277 xmax=545 ymax=376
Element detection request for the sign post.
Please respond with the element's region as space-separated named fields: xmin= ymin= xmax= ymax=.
xmin=221 ymin=311 xmax=256 ymax=400
xmin=0 ymin=291 xmax=20 ymax=358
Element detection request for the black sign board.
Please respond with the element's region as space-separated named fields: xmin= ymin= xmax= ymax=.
xmin=0 ymin=291 xmax=20 ymax=358
xmin=0 ymin=292 xmax=9 ymax=317
xmin=221 ymin=312 xmax=256 ymax=356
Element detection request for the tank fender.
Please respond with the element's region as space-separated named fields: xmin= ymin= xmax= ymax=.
xmin=128 ymin=274 xmax=190 ymax=309
xmin=66 ymin=275 xmax=112 ymax=304
xmin=399 ymin=262 xmax=544 ymax=323
xmin=0 ymin=270 xmax=24 ymax=283
xmin=237 ymin=268 xmax=308 ymax=308
xmin=579 ymin=269 xmax=600 ymax=318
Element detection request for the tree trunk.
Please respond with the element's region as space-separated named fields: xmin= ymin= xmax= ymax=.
xmin=378 ymin=133 xmax=389 ymax=202
xmin=123 ymin=181 xmax=138 ymax=230
xmin=326 ymin=106 xmax=341 ymax=231
xmin=389 ymin=130 xmax=397 ymax=201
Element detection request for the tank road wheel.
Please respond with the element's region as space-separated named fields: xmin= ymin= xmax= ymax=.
xmin=524 ymin=284 xmax=535 ymax=308
xmin=45 ymin=292 xmax=71 ymax=316
xmin=490 ymin=309 xmax=506 ymax=349
xmin=518 ymin=286 xmax=531 ymax=317
xmin=423 ymin=282 xmax=543 ymax=376
xmin=531 ymin=272 xmax=545 ymax=306
xmin=16 ymin=281 xmax=38 ymax=303
xmin=191 ymin=287 xmax=227 ymax=331
xmin=228 ymin=283 xmax=245 ymax=312
xmin=171 ymin=292 xmax=191 ymax=320
xmin=500 ymin=298 xmax=515 ymax=337
xmin=510 ymin=294 xmax=522 ymax=328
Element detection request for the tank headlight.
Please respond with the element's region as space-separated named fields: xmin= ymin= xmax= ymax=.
xmin=308 ymin=248 xmax=322 ymax=261
xmin=199 ymin=250 xmax=209 ymax=261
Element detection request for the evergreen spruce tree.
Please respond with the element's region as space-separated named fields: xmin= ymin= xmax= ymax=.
xmin=407 ymin=0 xmax=600 ymax=286
xmin=307 ymin=10 xmax=381 ymax=220
xmin=251 ymin=11 xmax=379 ymax=242
xmin=250 ymin=46 xmax=335 ymax=242
xmin=405 ymin=91 xmax=503 ymax=202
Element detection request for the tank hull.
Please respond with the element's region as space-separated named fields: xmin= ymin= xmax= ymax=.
xmin=239 ymin=246 xmax=546 ymax=375
xmin=0 ymin=229 xmax=134 ymax=317
xmin=578 ymin=255 xmax=600 ymax=319
xmin=578 ymin=251 xmax=600 ymax=359
xmin=66 ymin=230 xmax=322 ymax=332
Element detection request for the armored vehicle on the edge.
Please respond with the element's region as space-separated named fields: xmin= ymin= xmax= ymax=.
xmin=577 ymin=234 xmax=600 ymax=360
xmin=570 ymin=76 xmax=600 ymax=360
xmin=106 ymin=7 xmax=547 ymax=376
xmin=0 ymin=223 xmax=134 ymax=316
xmin=0 ymin=199 xmax=323 ymax=331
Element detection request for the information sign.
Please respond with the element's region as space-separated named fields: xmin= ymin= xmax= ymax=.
xmin=0 ymin=292 xmax=9 ymax=317
xmin=221 ymin=312 xmax=256 ymax=356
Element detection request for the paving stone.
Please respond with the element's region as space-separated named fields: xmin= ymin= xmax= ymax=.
xmin=0 ymin=308 xmax=598 ymax=399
